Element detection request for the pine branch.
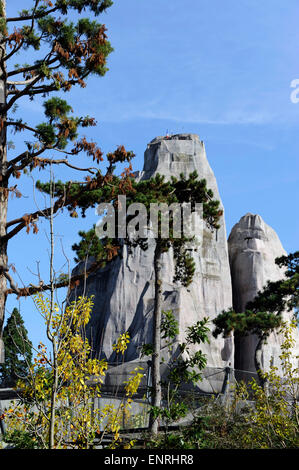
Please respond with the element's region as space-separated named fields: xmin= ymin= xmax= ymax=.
xmin=5 ymin=74 xmax=42 ymax=112
xmin=6 ymin=57 xmax=58 ymax=78
xmin=7 ymin=77 xmax=42 ymax=86
xmin=5 ymin=7 xmax=58 ymax=24
xmin=2 ymin=1 xmax=46 ymax=63
xmin=3 ymin=168 xmax=112 ymax=239
xmin=6 ymin=143 xmax=52 ymax=178
xmin=5 ymin=120 xmax=41 ymax=134
xmin=4 ymin=257 xmax=105 ymax=298
xmin=33 ymin=157 xmax=99 ymax=174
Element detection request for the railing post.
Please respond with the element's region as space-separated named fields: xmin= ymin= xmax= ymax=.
xmin=146 ymin=360 xmax=152 ymax=403
xmin=221 ymin=364 xmax=232 ymax=407
xmin=0 ymin=400 xmax=6 ymax=438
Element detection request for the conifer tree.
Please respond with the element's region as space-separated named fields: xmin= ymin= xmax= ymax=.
xmin=247 ymin=251 xmax=299 ymax=314
xmin=0 ymin=307 xmax=32 ymax=387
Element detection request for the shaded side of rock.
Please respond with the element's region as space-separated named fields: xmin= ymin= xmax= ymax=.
xmin=228 ymin=213 xmax=299 ymax=374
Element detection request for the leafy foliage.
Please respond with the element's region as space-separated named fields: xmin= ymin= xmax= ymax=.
xmin=72 ymin=224 xmax=120 ymax=266
xmin=143 ymin=311 xmax=209 ymax=426
xmin=148 ymin=321 xmax=299 ymax=449
xmin=213 ymin=308 xmax=282 ymax=339
xmin=233 ymin=321 xmax=299 ymax=448
xmin=3 ymin=296 xmax=142 ymax=449
xmin=147 ymin=400 xmax=249 ymax=449
xmin=247 ymin=251 xmax=299 ymax=315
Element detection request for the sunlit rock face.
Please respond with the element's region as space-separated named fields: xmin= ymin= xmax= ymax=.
xmin=228 ymin=213 xmax=299 ymax=374
xmin=71 ymin=134 xmax=234 ymax=391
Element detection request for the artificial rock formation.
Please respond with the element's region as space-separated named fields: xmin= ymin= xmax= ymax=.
xmin=71 ymin=134 xmax=234 ymax=392
xmin=71 ymin=134 xmax=299 ymax=391
xmin=228 ymin=213 xmax=299 ymax=374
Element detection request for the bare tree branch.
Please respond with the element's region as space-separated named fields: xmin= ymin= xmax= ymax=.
xmin=35 ymin=158 xmax=98 ymax=174
xmin=7 ymin=77 xmax=42 ymax=86
xmin=5 ymin=75 xmax=42 ymax=112
xmin=4 ymin=258 xmax=103 ymax=298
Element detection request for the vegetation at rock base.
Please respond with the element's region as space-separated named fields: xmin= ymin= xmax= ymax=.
xmin=141 ymin=310 xmax=209 ymax=429
xmin=145 ymin=321 xmax=299 ymax=449
xmin=0 ymin=291 xmax=298 ymax=449
xmin=2 ymin=296 xmax=142 ymax=449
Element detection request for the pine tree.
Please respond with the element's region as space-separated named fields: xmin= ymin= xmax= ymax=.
xmin=73 ymin=171 xmax=223 ymax=434
xmin=213 ymin=251 xmax=299 ymax=385
xmin=0 ymin=307 xmax=32 ymax=387
xmin=247 ymin=251 xmax=299 ymax=314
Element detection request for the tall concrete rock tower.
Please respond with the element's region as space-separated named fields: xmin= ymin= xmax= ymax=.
xmin=228 ymin=213 xmax=299 ymax=373
xmin=72 ymin=134 xmax=234 ymax=385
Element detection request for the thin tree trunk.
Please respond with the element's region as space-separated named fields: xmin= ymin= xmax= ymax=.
xmin=0 ymin=197 xmax=7 ymax=364
xmin=0 ymin=0 xmax=7 ymax=363
xmin=48 ymin=175 xmax=58 ymax=449
xmin=149 ymin=242 xmax=163 ymax=434
xmin=48 ymin=342 xmax=58 ymax=449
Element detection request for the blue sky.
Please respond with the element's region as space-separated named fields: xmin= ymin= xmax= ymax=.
xmin=4 ymin=0 xmax=299 ymax=349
